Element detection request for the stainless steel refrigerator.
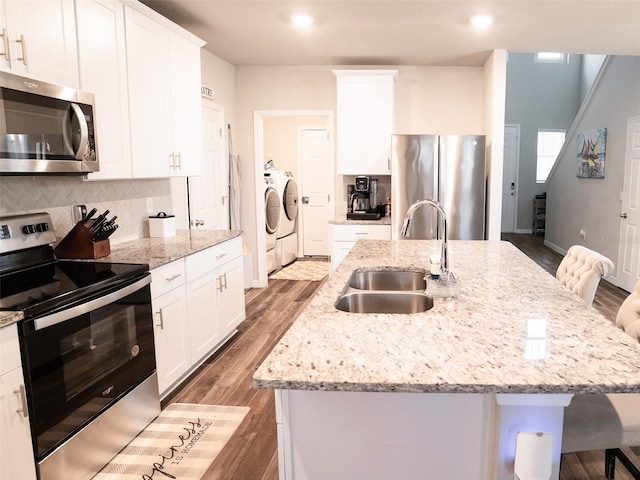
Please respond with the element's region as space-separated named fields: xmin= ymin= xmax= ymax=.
xmin=391 ymin=134 xmax=486 ymax=240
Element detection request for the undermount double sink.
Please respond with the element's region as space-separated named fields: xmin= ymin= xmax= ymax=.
xmin=335 ymin=268 xmax=434 ymax=314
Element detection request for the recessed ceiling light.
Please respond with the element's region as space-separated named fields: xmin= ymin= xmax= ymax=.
xmin=291 ymin=13 xmax=314 ymax=30
xmin=470 ymin=14 xmax=494 ymax=30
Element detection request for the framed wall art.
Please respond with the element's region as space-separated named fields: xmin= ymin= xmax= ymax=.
xmin=577 ymin=128 xmax=606 ymax=178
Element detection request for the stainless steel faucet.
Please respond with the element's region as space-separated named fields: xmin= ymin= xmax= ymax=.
xmin=400 ymin=199 xmax=450 ymax=278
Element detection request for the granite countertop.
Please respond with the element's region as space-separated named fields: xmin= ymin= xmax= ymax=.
xmin=94 ymin=229 xmax=242 ymax=269
xmin=330 ymin=216 xmax=392 ymax=226
xmin=253 ymin=239 xmax=640 ymax=394
xmin=0 ymin=229 xmax=242 ymax=329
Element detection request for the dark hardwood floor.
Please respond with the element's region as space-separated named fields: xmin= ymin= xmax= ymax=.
xmin=164 ymin=235 xmax=636 ymax=480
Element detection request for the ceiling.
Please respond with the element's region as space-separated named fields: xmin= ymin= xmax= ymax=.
xmin=139 ymin=0 xmax=640 ymax=67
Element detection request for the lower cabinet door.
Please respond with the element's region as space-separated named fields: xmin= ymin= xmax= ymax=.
xmin=153 ymin=286 xmax=191 ymax=395
xmin=186 ymin=271 xmax=221 ymax=364
xmin=217 ymin=256 xmax=246 ymax=333
xmin=0 ymin=368 xmax=37 ymax=480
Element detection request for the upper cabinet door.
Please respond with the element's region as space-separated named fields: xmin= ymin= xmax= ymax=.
xmin=168 ymin=31 xmax=203 ymax=177
xmin=125 ymin=6 xmax=173 ymax=178
xmin=76 ymin=0 xmax=132 ymax=180
xmin=335 ymin=70 xmax=396 ymax=175
xmin=0 ymin=0 xmax=78 ymax=87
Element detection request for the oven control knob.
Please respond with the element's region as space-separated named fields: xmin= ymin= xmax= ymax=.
xmin=22 ymin=224 xmax=36 ymax=234
xmin=36 ymin=222 xmax=49 ymax=232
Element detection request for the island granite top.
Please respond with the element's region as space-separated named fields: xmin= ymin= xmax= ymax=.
xmin=253 ymin=239 xmax=640 ymax=394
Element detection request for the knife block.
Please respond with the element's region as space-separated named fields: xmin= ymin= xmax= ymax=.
xmin=54 ymin=221 xmax=111 ymax=259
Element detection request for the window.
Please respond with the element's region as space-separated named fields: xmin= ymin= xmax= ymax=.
xmin=537 ymin=130 xmax=565 ymax=183
xmin=535 ymin=52 xmax=569 ymax=63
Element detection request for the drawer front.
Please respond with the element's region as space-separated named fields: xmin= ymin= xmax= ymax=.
xmin=150 ymin=260 xmax=186 ymax=299
xmin=332 ymin=224 xmax=391 ymax=241
xmin=186 ymin=236 xmax=242 ymax=282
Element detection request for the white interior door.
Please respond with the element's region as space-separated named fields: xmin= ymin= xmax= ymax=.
xmin=300 ymin=128 xmax=330 ymax=256
xmin=189 ymin=101 xmax=228 ymax=230
xmin=501 ymin=125 xmax=520 ymax=233
xmin=617 ymin=116 xmax=640 ymax=292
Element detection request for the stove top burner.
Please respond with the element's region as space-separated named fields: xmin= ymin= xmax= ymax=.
xmin=0 ymin=259 xmax=149 ymax=318
xmin=0 ymin=212 xmax=149 ymax=319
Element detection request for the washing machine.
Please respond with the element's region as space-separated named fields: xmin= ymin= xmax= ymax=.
xmin=263 ymin=174 xmax=280 ymax=274
xmin=271 ymin=170 xmax=299 ymax=267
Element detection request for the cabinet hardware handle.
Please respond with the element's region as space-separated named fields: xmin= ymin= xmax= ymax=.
xmin=215 ymin=253 xmax=227 ymax=260
xmin=169 ymin=153 xmax=174 ymax=168
xmin=14 ymin=385 xmax=28 ymax=417
xmin=216 ymin=275 xmax=223 ymax=292
xmin=222 ymin=195 xmax=227 ymax=205
xmin=222 ymin=272 xmax=228 ymax=290
xmin=355 ymin=232 xmax=369 ymax=236
xmin=0 ymin=29 xmax=9 ymax=61
xmin=165 ymin=273 xmax=182 ymax=282
xmin=16 ymin=34 xmax=27 ymax=65
xmin=156 ymin=310 xmax=164 ymax=330
xmin=175 ymin=152 xmax=181 ymax=169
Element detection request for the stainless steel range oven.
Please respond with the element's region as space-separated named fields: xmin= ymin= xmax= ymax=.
xmin=0 ymin=213 xmax=160 ymax=480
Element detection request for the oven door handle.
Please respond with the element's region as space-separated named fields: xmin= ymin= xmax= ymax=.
xmin=33 ymin=275 xmax=151 ymax=331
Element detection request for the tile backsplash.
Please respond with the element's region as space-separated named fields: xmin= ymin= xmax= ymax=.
xmin=0 ymin=176 xmax=178 ymax=244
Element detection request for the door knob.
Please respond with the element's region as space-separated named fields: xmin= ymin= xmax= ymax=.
xmin=620 ymin=213 xmax=628 ymax=219
xmin=301 ymin=196 xmax=309 ymax=204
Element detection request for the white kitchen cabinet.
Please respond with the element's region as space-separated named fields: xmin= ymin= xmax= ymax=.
xmin=185 ymin=236 xmax=245 ymax=355
xmin=0 ymin=324 xmax=37 ymax=480
xmin=334 ymin=70 xmax=396 ymax=175
xmin=150 ymin=260 xmax=191 ymax=395
xmin=152 ymin=236 xmax=245 ymax=397
xmin=331 ymin=223 xmax=391 ymax=271
xmin=125 ymin=5 xmax=203 ymax=178
xmin=0 ymin=0 xmax=78 ymax=87
xmin=75 ymin=0 xmax=132 ymax=180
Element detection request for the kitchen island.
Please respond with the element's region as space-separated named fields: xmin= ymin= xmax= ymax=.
xmin=253 ymin=240 xmax=640 ymax=479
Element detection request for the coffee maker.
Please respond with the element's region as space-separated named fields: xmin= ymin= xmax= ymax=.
xmin=347 ymin=176 xmax=381 ymax=220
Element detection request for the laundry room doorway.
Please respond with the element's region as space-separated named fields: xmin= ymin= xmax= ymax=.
xmin=254 ymin=110 xmax=334 ymax=287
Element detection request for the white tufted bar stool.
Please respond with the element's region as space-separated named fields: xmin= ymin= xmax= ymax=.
xmin=562 ymin=280 xmax=640 ymax=479
xmin=556 ymin=245 xmax=615 ymax=306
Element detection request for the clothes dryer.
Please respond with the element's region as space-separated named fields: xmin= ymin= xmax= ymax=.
xmin=264 ymin=174 xmax=280 ymax=273
xmin=270 ymin=170 xmax=299 ymax=267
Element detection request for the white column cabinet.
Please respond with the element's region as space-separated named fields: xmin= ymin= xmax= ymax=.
xmin=0 ymin=0 xmax=78 ymax=87
xmin=75 ymin=0 xmax=132 ymax=180
xmin=334 ymin=70 xmax=396 ymax=175
xmin=125 ymin=5 xmax=203 ymax=179
xmin=0 ymin=324 xmax=37 ymax=480
xmin=150 ymin=260 xmax=191 ymax=395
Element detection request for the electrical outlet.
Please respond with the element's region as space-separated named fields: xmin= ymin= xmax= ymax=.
xmin=579 ymin=229 xmax=586 ymax=240
xmin=146 ymin=197 xmax=154 ymax=213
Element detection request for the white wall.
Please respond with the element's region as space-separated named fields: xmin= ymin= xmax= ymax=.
xmin=546 ymin=55 xmax=640 ymax=272
xmin=505 ymin=53 xmax=583 ymax=231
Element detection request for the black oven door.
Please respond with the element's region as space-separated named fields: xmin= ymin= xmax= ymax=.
xmin=18 ymin=274 xmax=155 ymax=459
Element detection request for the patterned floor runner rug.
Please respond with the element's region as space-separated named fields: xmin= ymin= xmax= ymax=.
xmin=269 ymin=260 xmax=329 ymax=281
xmin=95 ymin=403 xmax=250 ymax=480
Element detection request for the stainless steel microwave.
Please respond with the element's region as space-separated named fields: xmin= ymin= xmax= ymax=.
xmin=0 ymin=72 xmax=99 ymax=175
